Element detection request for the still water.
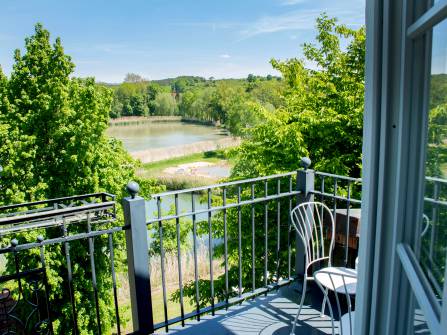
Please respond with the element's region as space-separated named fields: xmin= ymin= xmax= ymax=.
xmin=107 ymin=121 xmax=227 ymax=152
xmin=146 ymin=193 xmax=208 ymax=222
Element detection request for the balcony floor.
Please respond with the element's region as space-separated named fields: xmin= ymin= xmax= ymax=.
xmin=166 ymin=282 xmax=334 ymax=335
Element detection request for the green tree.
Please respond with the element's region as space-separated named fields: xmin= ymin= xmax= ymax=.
xmin=172 ymin=78 xmax=188 ymax=94
xmin=147 ymin=82 xmax=162 ymax=115
xmin=178 ymin=90 xmax=197 ymax=118
xmin=0 ymin=24 xmax=163 ymax=334
xmin=124 ymin=73 xmax=146 ymax=83
xmin=153 ymin=92 xmax=178 ymax=116
xmin=233 ymin=14 xmax=365 ymax=178
xmin=130 ymin=94 xmax=149 ymax=116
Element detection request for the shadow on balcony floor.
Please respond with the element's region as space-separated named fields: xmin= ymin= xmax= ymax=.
xmin=164 ymin=282 xmax=334 ymax=335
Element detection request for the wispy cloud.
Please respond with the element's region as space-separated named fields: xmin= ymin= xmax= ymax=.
xmin=240 ymin=7 xmax=364 ymax=39
xmin=280 ymin=0 xmax=308 ymax=5
xmin=95 ymin=43 xmax=126 ymax=53
xmin=169 ymin=21 xmax=243 ymax=31
xmin=93 ymin=43 xmax=152 ymax=57
xmin=219 ymin=54 xmax=231 ymax=59
xmin=240 ymin=10 xmax=320 ymax=38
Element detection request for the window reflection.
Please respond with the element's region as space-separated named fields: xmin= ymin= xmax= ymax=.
xmin=421 ymin=18 xmax=447 ymax=304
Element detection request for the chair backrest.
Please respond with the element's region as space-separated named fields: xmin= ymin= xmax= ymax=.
xmin=314 ymin=269 xmax=357 ymax=335
xmin=290 ymin=201 xmax=335 ymax=273
xmin=421 ymin=214 xmax=430 ymax=237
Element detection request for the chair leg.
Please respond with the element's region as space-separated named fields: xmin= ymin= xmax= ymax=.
xmin=320 ymin=289 xmax=327 ymax=317
xmin=290 ymin=278 xmax=307 ymax=335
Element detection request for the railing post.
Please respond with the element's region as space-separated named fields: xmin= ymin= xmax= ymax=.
xmin=295 ymin=157 xmax=314 ymax=276
xmin=123 ymin=181 xmax=154 ymax=334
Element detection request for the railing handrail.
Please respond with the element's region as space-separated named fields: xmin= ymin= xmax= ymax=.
xmin=425 ymin=175 xmax=447 ymax=184
xmin=146 ymin=190 xmax=302 ymax=225
xmin=149 ymin=170 xmax=301 ymax=198
xmin=0 ymin=201 xmax=115 ymax=227
xmin=314 ymin=171 xmax=362 ymax=182
xmin=0 ymin=192 xmax=115 ymax=211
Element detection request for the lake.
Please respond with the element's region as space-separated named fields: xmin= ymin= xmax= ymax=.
xmin=146 ymin=193 xmax=208 ymax=222
xmin=107 ymin=121 xmax=228 ymax=153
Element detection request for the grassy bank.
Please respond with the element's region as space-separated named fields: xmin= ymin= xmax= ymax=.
xmin=109 ymin=116 xmax=182 ymax=126
xmin=137 ymin=150 xmax=233 ymax=190
xmin=118 ymin=246 xmax=224 ymax=333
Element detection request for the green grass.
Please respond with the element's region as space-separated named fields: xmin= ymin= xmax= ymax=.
xmin=139 ymin=150 xmax=228 ymax=176
xmin=119 ymin=285 xmax=195 ymax=334
xmin=136 ymin=150 xmax=234 ymax=190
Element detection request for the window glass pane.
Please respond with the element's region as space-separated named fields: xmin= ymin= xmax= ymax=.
xmin=421 ymin=18 xmax=447 ymax=305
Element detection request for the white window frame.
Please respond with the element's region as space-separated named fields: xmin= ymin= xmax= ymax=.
xmin=357 ymin=0 xmax=447 ymax=334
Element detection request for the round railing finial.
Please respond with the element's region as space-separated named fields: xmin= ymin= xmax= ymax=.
xmin=126 ymin=181 xmax=140 ymax=199
xmin=10 ymin=239 xmax=18 ymax=247
xmin=300 ymin=157 xmax=311 ymax=170
xmin=37 ymin=235 xmax=44 ymax=243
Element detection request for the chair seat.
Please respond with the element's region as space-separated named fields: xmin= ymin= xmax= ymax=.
xmin=339 ymin=311 xmax=355 ymax=334
xmin=314 ymin=267 xmax=357 ymax=295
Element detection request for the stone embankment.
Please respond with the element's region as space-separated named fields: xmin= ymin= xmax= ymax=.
xmin=109 ymin=116 xmax=218 ymax=126
xmin=109 ymin=116 xmax=182 ymax=126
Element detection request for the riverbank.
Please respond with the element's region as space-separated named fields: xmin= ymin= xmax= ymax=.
xmin=109 ymin=116 xmax=218 ymax=126
xmin=109 ymin=116 xmax=182 ymax=126
xmin=131 ymin=137 xmax=240 ymax=163
xmin=137 ymin=150 xmax=233 ymax=189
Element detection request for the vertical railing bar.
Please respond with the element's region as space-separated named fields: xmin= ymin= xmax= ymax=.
xmin=174 ymin=194 xmax=185 ymax=326
xmin=296 ymin=171 xmax=300 ymax=206
xmin=251 ymin=183 xmax=256 ymax=293
xmin=157 ymin=196 xmax=169 ymax=332
xmin=276 ymin=178 xmax=281 ymax=284
xmin=38 ymin=238 xmax=54 ymax=334
xmin=207 ymin=188 xmax=215 ymax=315
xmin=429 ymin=181 xmax=439 ymax=261
xmin=35 ymin=271 xmax=42 ymax=326
xmin=345 ymin=180 xmax=351 ymax=267
xmin=62 ymin=221 xmax=78 ymax=334
xmin=237 ymin=185 xmax=242 ymax=297
xmin=321 ymin=176 xmax=325 ymax=239
xmin=12 ymin=240 xmax=24 ymax=328
xmin=223 ymin=187 xmax=229 ymax=307
xmin=192 ymin=192 xmax=200 ymax=320
xmin=294 ymin=170 xmax=300 ymax=278
xmin=264 ymin=180 xmax=269 ymax=292
xmin=333 ymin=178 xmax=338 ymax=265
xmin=87 ymin=213 xmax=102 ymax=335
xmin=108 ymin=233 xmax=121 ymax=335
xmin=112 ymin=194 xmax=117 ymax=219
xmin=288 ymin=175 xmax=292 ymax=279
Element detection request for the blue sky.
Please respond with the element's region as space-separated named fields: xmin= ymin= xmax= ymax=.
xmin=0 ymin=0 xmax=365 ymax=83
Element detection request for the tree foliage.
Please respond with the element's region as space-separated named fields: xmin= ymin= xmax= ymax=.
xmin=0 ymin=24 xmax=163 ymax=334
xmin=153 ymin=92 xmax=178 ymax=116
xmin=233 ymin=15 xmax=365 ymax=178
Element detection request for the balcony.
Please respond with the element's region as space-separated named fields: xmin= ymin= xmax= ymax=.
xmin=0 ymin=168 xmax=366 ymax=334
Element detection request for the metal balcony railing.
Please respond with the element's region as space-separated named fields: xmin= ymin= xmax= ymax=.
xmin=139 ymin=167 xmax=362 ymax=333
xmin=0 ymin=166 xmax=364 ymax=334
xmin=0 ymin=193 xmax=119 ymax=335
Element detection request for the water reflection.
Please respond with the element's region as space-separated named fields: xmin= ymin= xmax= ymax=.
xmin=107 ymin=121 xmax=228 ymax=152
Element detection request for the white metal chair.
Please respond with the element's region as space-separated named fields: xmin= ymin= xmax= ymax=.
xmin=290 ymin=201 xmax=356 ymax=334
xmin=314 ymin=268 xmax=357 ymax=335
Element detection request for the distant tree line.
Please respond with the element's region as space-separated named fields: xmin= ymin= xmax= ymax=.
xmin=108 ymin=73 xmax=284 ymax=136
